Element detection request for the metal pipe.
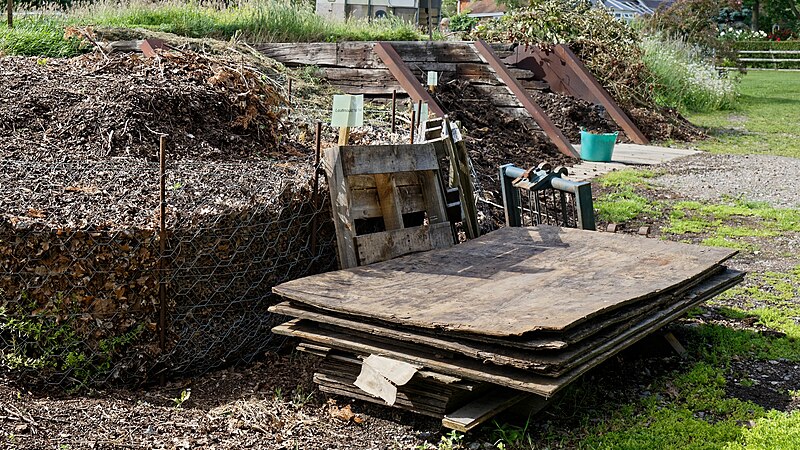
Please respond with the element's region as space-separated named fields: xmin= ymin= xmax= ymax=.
xmin=311 ymin=121 xmax=322 ymax=255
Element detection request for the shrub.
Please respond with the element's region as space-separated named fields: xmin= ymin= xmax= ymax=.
xmin=471 ymin=0 xmax=651 ymax=108
xmin=641 ymin=36 xmax=738 ymax=112
xmin=448 ymin=12 xmax=479 ymax=33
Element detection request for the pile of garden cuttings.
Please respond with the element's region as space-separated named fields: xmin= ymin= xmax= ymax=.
xmin=0 ymin=49 xmax=336 ymax=388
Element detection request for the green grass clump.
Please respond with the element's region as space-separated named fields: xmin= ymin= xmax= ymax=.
xmin=0 ymin=18 xmax=86 ymax=57
xmin=594 ymin=169 xmax=659 ymax=223
xmin=663 ymin=198 xmax=800 ymax=251
xmin=641 ymin=36 xmax=739 ymax=113
xmin=686 ymin=71 xmax=800 ymax=158
xmin=596 ymin=169 xmax=657 ymax=189
xmin=595 ymin=188 xmax=658 ymax=223
xmin=730 ymin=410 xmax=800 ymax=450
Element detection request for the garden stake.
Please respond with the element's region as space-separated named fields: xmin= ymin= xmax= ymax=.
xmin=410 ymin=109 xmax=416 ymax=144
xmin=416 ymin=99 xmax=423 ymax=130
xmin=6 ymin=0 xmax=12 ymax=27
xmin=391 ymin=90 xmax=397 ymax=134
xmin=288 ymin=78 xmax=292 ymax=106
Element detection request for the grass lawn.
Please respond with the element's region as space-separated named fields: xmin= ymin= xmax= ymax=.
xmin=685 ymin=71 xmax=800 ymax=158
xmin=0 ymin=0 xmax=423 ymax=57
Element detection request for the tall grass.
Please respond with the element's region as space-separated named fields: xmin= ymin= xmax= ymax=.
xmin=0 ymin=0 xmax=422 ymax=57
xmin=641 ymin=36 xmax=739 ymax=113
xmin=0 ymin=18 xmax=86 ymax=57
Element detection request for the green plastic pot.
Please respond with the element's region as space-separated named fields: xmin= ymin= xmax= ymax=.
xmin=580 ymin=131 xmax=618 ymax=162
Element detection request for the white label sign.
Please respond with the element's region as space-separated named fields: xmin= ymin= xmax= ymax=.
xmin=331 ymin=94 xmax=364 ymax=127
xmin=427 ymin=71 xmax=438 ymax=86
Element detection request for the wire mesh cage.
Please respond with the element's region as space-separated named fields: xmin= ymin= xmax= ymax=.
xmin=0 ymin=155 xmax=337 ymax=388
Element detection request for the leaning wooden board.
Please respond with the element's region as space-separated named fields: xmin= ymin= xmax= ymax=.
xmin=273 ymin=269 xmax=743 ymax=397
xmin=273 ymin=226 xmax=736 ymax=337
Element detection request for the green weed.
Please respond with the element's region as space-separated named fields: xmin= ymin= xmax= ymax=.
xmin=595 ymin=188 xmax=658 ymax=223
xmin=663 ymin=198 xmax=800 ymax=251
xmin=172 ymin=388 xmax=192 ymax=408
xmin=727 ymin=410 xmax=800 ymax=450
xmin=596 ymin=169 xmax=657 ymax=189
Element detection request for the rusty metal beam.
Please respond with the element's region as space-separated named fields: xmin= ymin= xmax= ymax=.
xmin=373 ymin=42 xmax=446 ymax=118
xmin=472 ymin=40 xmax=579 ymax=159
xmin=553 ymin=45 xmax=649 ymax=145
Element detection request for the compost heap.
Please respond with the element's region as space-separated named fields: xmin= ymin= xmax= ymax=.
xmin=0 ymin=50 xmax=332 ymax=386
xmin=0 ymin=50 xmax=314 ymax=229
xmin=434 ymin=79 xmax=618 ymax=230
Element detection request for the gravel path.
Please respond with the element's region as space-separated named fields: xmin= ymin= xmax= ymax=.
xmin=655 ymin=153 xmax=800 ymax=208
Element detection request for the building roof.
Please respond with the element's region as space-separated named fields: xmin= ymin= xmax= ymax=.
xmin=459 ymin=0 xmax=506 ymax=15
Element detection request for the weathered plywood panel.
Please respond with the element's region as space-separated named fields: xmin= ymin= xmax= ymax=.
xmin=273 ymin=226 xmax=736 ymax=337
xmin=274 ymin=267 xmax=743 ymax=396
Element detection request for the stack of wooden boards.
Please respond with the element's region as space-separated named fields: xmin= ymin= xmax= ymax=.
xmin=270 ymin=226 xmax=743 ymax=430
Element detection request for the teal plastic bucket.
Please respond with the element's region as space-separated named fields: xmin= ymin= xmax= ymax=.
xmin=580 ymin=131 xmax=618 ymax=162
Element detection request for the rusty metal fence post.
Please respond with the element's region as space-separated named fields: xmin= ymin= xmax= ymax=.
xmin=158 ymin=136 xmax=168 ymax=385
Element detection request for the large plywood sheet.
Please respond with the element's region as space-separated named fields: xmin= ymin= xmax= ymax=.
xmin=273 ymin=226 xmax=736 ymax=337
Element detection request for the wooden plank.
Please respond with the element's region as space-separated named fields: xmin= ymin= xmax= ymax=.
xmin=446 ymin=121 xmax=480 ymax=238
xmin=350 ymin=185 xmax=426 ymax=219
xmin=316 ymin=379 xmax=446 ymax=418
xmin=323 ymin=145 xmax=359 ymax=269
xmin=442 ymin=389 xmax=534 ymax=432
xmin=472 ymin=40 xmax=579 ymax=159
xmin=355 ymin=223 xmax=453 ymax=266
xmin=373 ymin=42 xmax=446 ymax=118
xmin=273 ymin=226 xmax=737 ymax=336
xmin=553 ymin=45 xmax=649 ymax=145
xmin=419 ymin=170 xmax=450 ymax=225
xmin=340 ymin=144 xmax=439 ymax=176
xmin=254 ymin=43 xmax=340 ymax=66
xmin=374 ymin=174 xmax=404 ymax=230
xmin=319 ymin=67 xmax=400 ymax=88
xmin=274 ymin=268 xmax=743 ymax=397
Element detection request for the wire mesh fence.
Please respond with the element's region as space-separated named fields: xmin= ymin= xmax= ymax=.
xmin=0 ymin=154 xmax=336 ymax=388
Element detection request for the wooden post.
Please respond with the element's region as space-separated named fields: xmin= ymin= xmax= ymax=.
xmin=338 ymin=127 xmax=350 ymax=146
xmin=6 ymin=0 xmax=12 ymax=28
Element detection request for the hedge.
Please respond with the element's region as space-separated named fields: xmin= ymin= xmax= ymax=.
xmin=731 ymin=40 xmax=800 ymax=51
